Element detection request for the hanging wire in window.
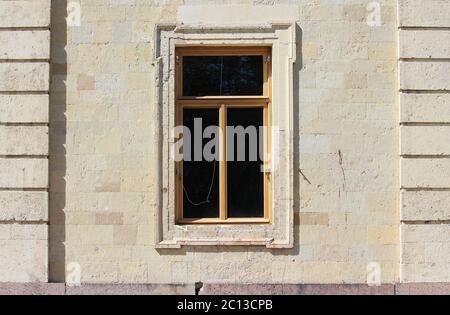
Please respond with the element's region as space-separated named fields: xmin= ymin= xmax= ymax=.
xmin=219 ymin=56 xmax=224 ymax=96
xmin=183 ymin=160 xmax=218 ymax=206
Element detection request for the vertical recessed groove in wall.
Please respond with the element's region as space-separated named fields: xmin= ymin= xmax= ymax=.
xmin=48 ymin=0 xmax=67 ymax=283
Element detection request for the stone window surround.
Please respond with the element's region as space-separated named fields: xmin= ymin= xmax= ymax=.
xmin=153 ymin=23 xmax=297 ymax=249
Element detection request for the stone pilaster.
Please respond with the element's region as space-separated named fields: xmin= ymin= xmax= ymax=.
xmin=399 ymin=0 xmax=450 ymax=282
xmin=0 ymin=0 xmax=50 ymax=282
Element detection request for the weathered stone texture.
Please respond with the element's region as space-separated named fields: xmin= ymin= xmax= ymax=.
xmin=0 ymin=0 xmax=51 ymax=284
xmin=401 ymin=159 xmax=450 ymax=188
xmin=399 ymin=30 xmax=450 ymax=59
xmin=0 ymin=283 xmax=64 ymax=295
xmin=400 ymin=62 xmax=450 ymax=91
xmin=200 ymin=283 xmax=395 ymax=295
xmin=401 ymin=126 xmax=450 ymax=156
xmin=400 ymin=94 xmax=450 ymax=123
xmin=402 ymin=191 xmax=450 ymax=221
xmin=0 ymin=95 xmax=49 ymax=123
xmin=0 ymin=31 xmax=50 ymax=60
xmin=66 ymin=284 xmax=195 ymax=295
xmin=51 ymin=0 xmax=400 ymax=285
xmin=0 ymin=63 xmax=49 ymax=91
xmin=399 ymin=0 xmax=450 ymax=27
xmin=403 ymin=224 xmax=450 ymax=244
xmin=0 ymin=126 xmax=48 ymax=156
xmin=396 ymin=283 xmax=450 ymax=295
xmin=0 ymin=225 xmax=48 ymax=283
xmin=0 ymin=0 xmax=51 ymax=28
xmin=399 ymin=0 xmax=450 ymax=283
xmin=1 ymin=282 xmax=450 ymax=295
xmin=402 ymin=225 xmax=450 ymax=282
xmin=0 ymin=159 xmax=48 ymax=188
xmin=0 ymin=192 xmax=48 ymax=221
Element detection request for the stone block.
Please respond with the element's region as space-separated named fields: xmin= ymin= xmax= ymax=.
xmin=400 ymin=62 xmax=450 ymax=90
xmin=401 ymin=93 xmax=450 ymax=123
xmin=0 ymin=95 xmax=49 ymax=123
xmin=399 ymin=0 xmax=450 ymax=27
xmin=0 ymin=63 xmax=49 ymax=91
xmin=0 ymin=0 xmax=50 ymax=28
xmin=400 ymin=30 xmax=450 ymax=59
xmin=0 ymin=31 xmax=50 ymax=60
xmin=402 ymin=191 xmax=450 ymax=221
xmin=401 ymin=126 xmax=450 ymax=155
xmin=0 ymin=126 xmax=48 ymax=156
xmin=0 ymin=192 xmax=48 ymax=221
xmin=401 ymin=158 xmax=450 ymax=188
xmin=0 ymin=158 xmax=48 ymax=188
xmin=0 ymin=224 xmax=48 ymax=283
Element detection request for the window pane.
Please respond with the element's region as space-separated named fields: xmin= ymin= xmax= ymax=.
xmin=183 ymin=108 xmax=220 ymax=219
xmin=183 ymin=56 xmax=264 ymax=96
xmin=227 ymin=108 xmax=264 ymax=218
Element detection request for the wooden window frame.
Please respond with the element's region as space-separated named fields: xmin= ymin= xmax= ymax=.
xmin=175 ymin=46 xmax=273 ymax=225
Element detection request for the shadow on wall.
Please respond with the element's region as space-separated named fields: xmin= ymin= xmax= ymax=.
xmin=158 ymin=24 xmax=304 ymax=266
xmin=49 ymin=0 xmax=68 ymax=283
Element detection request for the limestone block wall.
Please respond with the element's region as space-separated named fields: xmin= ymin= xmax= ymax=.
xmin=51 ymin=0 xmax=400 ymax=284
xmin=0 ymin=0 xmax=50 ymax=282
xmin=399 ymin=0 xmax=450 ymax=282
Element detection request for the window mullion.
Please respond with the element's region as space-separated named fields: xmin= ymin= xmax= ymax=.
xmin=219 ymin=103 xmax=228 ymax=221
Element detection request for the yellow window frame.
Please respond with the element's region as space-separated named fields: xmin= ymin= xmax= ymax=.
xmin=175 ymin=46 xmax=272 ymax=225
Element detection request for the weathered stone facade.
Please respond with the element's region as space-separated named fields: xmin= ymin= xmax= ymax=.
xmin=399 ymin=0 xmax=450 ymax=283
xmin=0 ymin=0 xmax=50 ymax=283
xmin=0 ymin=0 xmax=449 ymax=291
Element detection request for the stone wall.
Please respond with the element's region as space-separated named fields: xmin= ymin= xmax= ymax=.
xmin=0 ymin=0 xmax=50 ymax=282
xmin=399 ymin=0 xmax=450 ymax=282
xmin=49 ymin=0 xmax=400 ymax=285
xmin=7 ymin=0 xmax=450 ymax=286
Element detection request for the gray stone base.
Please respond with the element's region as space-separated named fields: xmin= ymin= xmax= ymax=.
xmin=395 ymin=283 xmax=450 ymax=295
xmin=0 ymin=283 xmax=194 ymax=295
xmin=200 ymin=284 xmax=395 ymax=295
xmin=66 ymin=284 xmax=195 ymax=295
xmin=1 ymin=283 xmax=450 ymax=295
xmin=0 ymin=283 xmax=65 ymax=295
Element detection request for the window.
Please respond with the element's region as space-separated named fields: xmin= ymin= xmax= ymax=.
xmin=175 ymin=47 xmax=272 ymax=224
xmin=155 ymin=24 xmax=296 ymax=248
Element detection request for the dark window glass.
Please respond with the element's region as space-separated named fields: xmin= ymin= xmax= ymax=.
xmin=183 ymin=56 xmax=264 ymax=96
xmin=227 ymin=108 xmax=264 ymax=218
xmin=183 ymin=109 xmax=220 ymax=219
